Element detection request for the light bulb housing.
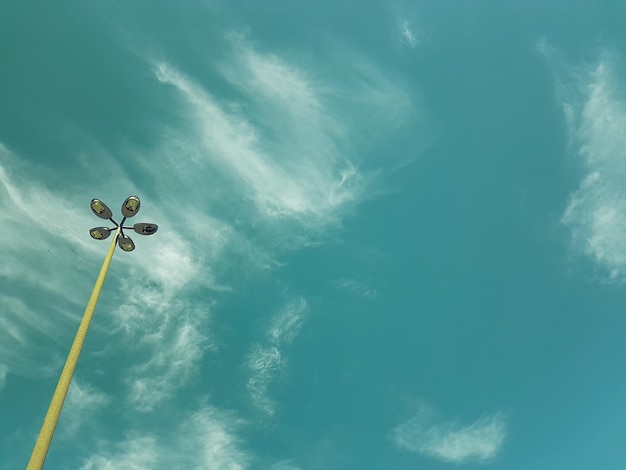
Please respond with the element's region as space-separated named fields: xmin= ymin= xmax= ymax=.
xmin=91 ymin=199 xmax=113 ymax=220
xmin=133 ymin=223 xmax=158 ymax=235
xmin=118 ymin=234 xmax=135 ymax=252
xmin=89 ymin=227 xmax=112 ymax=240
xmin=121 ymin=196 xmax=141 ymax=218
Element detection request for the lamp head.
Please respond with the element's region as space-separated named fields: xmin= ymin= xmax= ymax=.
xmin=89 ymin=227 xmax=112 ymax=240
xmin=121 ymin=196 xmax=141 ymax=218
xmin=90 ymin=199 xmax=113 ymax=220
xmin=118 ymin=234 xmax=135 ymax=252
xmin=133 ymin=223 xmax=158 ymax=235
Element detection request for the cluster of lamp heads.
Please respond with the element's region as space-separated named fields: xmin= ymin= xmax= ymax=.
xmin=89 ymin=196 xmax=158 ymax=252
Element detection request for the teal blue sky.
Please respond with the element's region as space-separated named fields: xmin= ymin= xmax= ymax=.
xmin=2 ymin=1 xmax=626 ymax=469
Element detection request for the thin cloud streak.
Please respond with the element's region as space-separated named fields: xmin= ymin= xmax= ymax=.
xmin=0 ymin=288 xmax=74 ymax=386
xmin=247 ymin=299 xmax=308 ymax=416
xmin=59 ymin=380 xmax=111 ymax=437
xmin=392 ymin=406 xmax=507 ymax=463
xmin=179 ymin=406 xmax=249 ymax=470
xmin=128 ymin=320 xmax=210 ymax=412
xmin=154 ymin=61 xmax=363 ymax=230
xmin=0 ymin=146 xmax=102 ymax=300
xmin=335 ymin=278 xmax=378 ymax=298
xmin=399 ymin=20 xmax=419 ymax=48
xmin=268 ymin=298 xmax=308 ymax=345
xmin=150 ymin=34 xmax=417 ymax=235
xmin=79 ymin=405 xmax=249 ymax=470
xmin=271 ymin=460 xmax=302 ymax=470
xmin=112 ymin=256 xmax=214 ymax=412
xmin=79 ymin=435 xmax=159 ymax=470
xmin=556 ymin=52 xmax=626 ymax=279
xmin=246 ymin=345 xmax=284 ymax=416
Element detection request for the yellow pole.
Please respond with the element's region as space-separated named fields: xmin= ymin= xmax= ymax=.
xmin=27 ymin=227 xmax=120 ymax=470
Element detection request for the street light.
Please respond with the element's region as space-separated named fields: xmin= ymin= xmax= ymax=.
xmin=89 ymin=197 xmax=157 ymax=252
xmin=27 ymin=196 xmax=158 ymax=470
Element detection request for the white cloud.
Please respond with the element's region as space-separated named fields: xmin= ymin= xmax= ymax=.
xmin=335 ymin=278 xmax=378 ymax=298
xmin=154 ymin=60 xmax=363 ymax=231
xmin=0 ymin=294 xmax=67 ymax=386
xmin=105 ymin=213 xmax=218 ymax=413
xmin=149 ymin=35 xmax=417 ymax=246
xmin=557 ymin=54 xmax=626 ymax=279
xmin=0 ymin=146 xmax=103 ymax=302
xmin=267 ymin=298 xmax=307 ymax=345
xmin=392 ymin=407 xmax=507 ymax=464
xmin=128 ymin=319 xmax=210 ymax=412
xmin=247 ymin=299 xmax=308 ymax=415
xmin=80 ymin=405 xmax=249 ymax=470
xmin=60 ymin=380 xmax=111 ymax=436
xmin=80 ymin=435 xmax=159 ymax=470
xmin=271 ymin=460 xmax=302 ymax=470
xmin=399 ymin=20 xmax=419 ymax=48
xmin=177 ymin=406 xmax=249 ymax=470
xmin=0 ymin=366 xmax=6 ymax=390
xmin=246 ymin=345 xmax=284 ymax=416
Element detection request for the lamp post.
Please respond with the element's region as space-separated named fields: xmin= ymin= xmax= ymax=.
xmin=26 ymin=196 xmax=158 ymax=470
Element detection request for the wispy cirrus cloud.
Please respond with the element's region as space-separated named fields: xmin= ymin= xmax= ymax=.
xmin=150 ymin=34 xmax=416 ymax=236
xmin=110 ymin=232 xmax=215 ymax=413
xmin=0 ymin=146 xmax=102 ymax=301
xmin=153 ymin=60 xmax=362 ymax=234
xmin=271 ymin=460 xmax=302 ymax=470
xmin=398 ymin=20 xmax=420 ymax=48
xmin=79 ymin=435 xmax=159 ymax=470
xmin=178 ymin=406 xmax=249 ymax=470
xmin=247 ymin=298 xmax=308 ymax=416
xmin=0 ymin=147 xmax=95 ymax=387
xmin=79 ymin=405 xmax=249 ymax=470
xmin=267 ymin=298 xmax=307 ymax=345
xmin=128 ymin=319 xmax=210 ymax=412
xmin=548 ymin=49 xmax=626 ymax=280
xmin=335 ymin=278 xmax=378 ymax=298
xmin=0 ymin=294 xmax=61 ymax=380
xmin=391 ymin=405 xmax=507 ymax=464
xmin=59 ymin=380 xmax=111 ymax=437
xmin=246 ymin=345 xmax=284 ymax=416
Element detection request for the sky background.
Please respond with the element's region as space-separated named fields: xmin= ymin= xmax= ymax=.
xmin=2 ymin=1 xmax=626 ymax=469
